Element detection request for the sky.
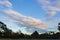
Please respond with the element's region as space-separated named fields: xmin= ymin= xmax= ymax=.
xmin=0 ymin=0 xmax=60 ymax=34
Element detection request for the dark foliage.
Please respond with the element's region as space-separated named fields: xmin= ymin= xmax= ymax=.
xmin=31 ymin=31 xmax=40 ymax=38
xmin=58 ymin=23 xmax=60 ymax=32
xmin=0 ymin=21 xmax=60 ymax=39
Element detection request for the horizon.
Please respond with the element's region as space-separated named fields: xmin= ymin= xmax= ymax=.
xmin=0 ymin=0 xmax=60 ymax=34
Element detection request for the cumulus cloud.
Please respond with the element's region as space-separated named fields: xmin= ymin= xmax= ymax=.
xmin=37 ymin=0 xmax=60 ymax=16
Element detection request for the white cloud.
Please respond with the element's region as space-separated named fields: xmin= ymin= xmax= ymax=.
xmin=37 ymin=0 xmax=60 ymax=16
xmin=0 ymin=0 xmax=12 ymax=8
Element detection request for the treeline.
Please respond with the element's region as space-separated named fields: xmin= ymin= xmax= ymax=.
xmin=0 ymin=21 xmax=60 ymax=39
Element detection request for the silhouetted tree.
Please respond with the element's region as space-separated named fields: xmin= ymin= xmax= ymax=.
xmin=0 ymin=21 xmax=7 ymax=32
xmin=31 ymin=31 xmax=39 ymax=38
xmin=0 ymin=21 xmax=12 ymax=38
xmin=19 ymin=33 xmax=25 ymax=38
xmin=58 ymin=23 xmax=60 ymax=32
xmin=0 ymin=21 xmax=60 ymax=39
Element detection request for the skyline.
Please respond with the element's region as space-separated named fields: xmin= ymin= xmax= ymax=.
xmin=0 ymin=0 xmax=60 ymax=34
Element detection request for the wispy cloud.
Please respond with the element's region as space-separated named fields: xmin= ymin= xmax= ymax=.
xmin=37 ymin=0 xmax=60 ymax=16
xmin=3 ymin=9 xmax=47 ymax=30
xmin=0 ymin=0 xmax=12 ymax=7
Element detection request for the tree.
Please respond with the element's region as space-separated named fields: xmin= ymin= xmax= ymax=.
xmin=31 ymin=31 xmax=39 ymax=38
xmin=0 ymin=21 xmax=12 ymax=38
xmin=0 ymin=21 xmax=7 ymax=37
xmin=58 ymin=23 xmax=60 ymax=32
xmin=0 ymin=21 xmax=7 ymax=32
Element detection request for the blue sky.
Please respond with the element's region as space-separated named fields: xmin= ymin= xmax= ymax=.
xmin=10 ymin=0 xmax=46 ymax=19
xmin=0 ymin=0 xmax=60 ymax=34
